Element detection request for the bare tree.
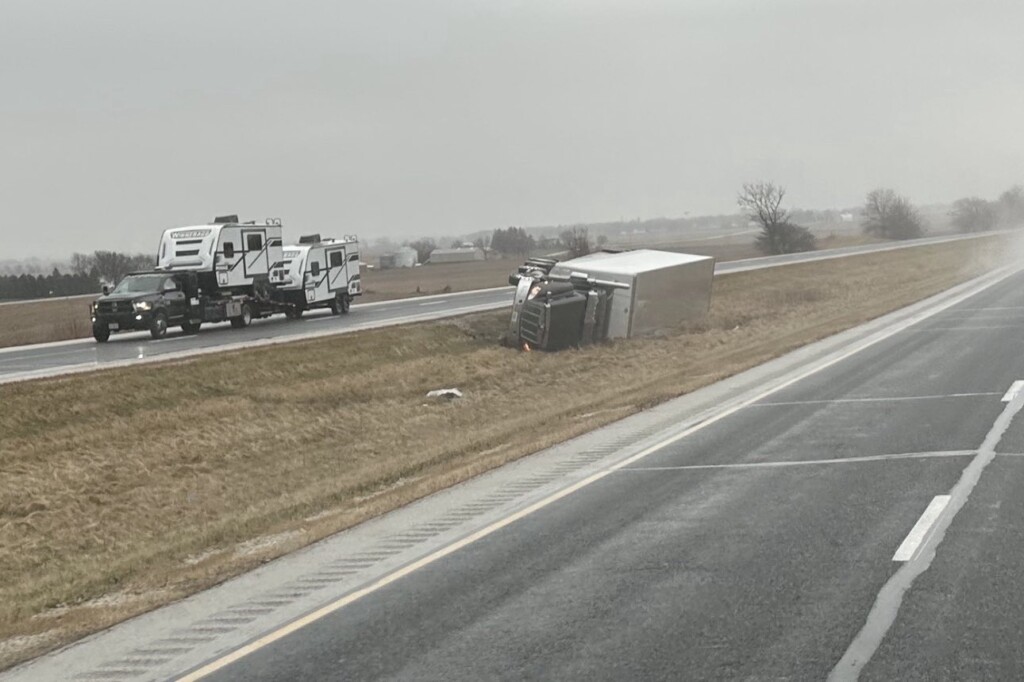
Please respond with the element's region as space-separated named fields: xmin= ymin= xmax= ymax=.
xmin=998 ymin=185 xmax=1024 ymax=227
xmin=68 ymin=251 xmax=150 ymax=282
xmin=862 ymin=188 xmax=924 ymax=240
xmin=738 ymin=181 xmax=788 ymax=227
xmin=950 ymin=197 xmax=997 ymax=233
xmin=70 ymin=252 xmax=94 ymax=276
xmin=491 ymin=227 xmax=535 ymax=256
xmin=559 ymin=226 xmax=591 ymax=258
xmin=406 ymin=238 xmax=436 ymax=265
xmin=737 ymin=181 xmax=816 ymax=254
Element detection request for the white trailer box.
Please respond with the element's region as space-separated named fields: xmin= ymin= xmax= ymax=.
xmin=548 ymin=249 xmax=714 ymax=338
xmin=275 ymin=235 xmax=361 ymax=315
xmin=156 ymin=219 xmax=283 ymax=294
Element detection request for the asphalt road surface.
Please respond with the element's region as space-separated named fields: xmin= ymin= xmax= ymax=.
xmin=0 ymin=233 xmax=992 ymax=384
xmin=181 ymin=267 xmax=1024 ymax=680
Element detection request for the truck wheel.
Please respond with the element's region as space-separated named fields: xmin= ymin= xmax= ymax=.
xmin=331 ymin=293 xmax=350 ymax=315
xmin=92 ymin=323 xmax=110 ymax=343
xmin=284 ymin=308 xmax=303 ymax=320
xmin=181 ymin=320 xmax=202 ymax=334
xmin=230 ymin=303 xmax=252 ymax=329
xmin=149 ymin=311 xmax=168 ymax=339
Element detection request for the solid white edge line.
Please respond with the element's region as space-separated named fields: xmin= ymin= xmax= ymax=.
xmin=913 ymin=326 xmax=1024 ymax=332
xmin=0 ymin=293 xmax=94 ymax=307
xmin=620 ymin=451 xmax=975 ymax=471
xmin=892 ymin=495 xmax=951 ymax=562
xmin=719 ymin=232 xmax=1006 ymax=273
xmin=751 ymin=392 xmax=1000 ymax=407
xmin=1002 ymin=380 xmax=1024 ymax=403
xmin=175 ymin=263 xmax=1020 ymax=682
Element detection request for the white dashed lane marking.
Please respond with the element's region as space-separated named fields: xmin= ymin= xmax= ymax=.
xmin=1003 ymin=380 xmax=1024 ymax=403
xmin=892 ymin=495 xmax=951 ymax=562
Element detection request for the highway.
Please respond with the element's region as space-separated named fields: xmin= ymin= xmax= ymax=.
xmin=5 ymin=256 xmax=1023 ymax=680
xmin=197 ymin=267 xmax=1024 ymax=680
xmin=0 ymin=233 xmax=993 ymax=384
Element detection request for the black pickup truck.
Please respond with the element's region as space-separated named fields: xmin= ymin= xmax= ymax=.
xmin=90 ymin=271 xmax=201 ymax=342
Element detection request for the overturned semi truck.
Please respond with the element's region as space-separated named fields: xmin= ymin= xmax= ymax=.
xmin=506 ymin=249 xmax=715 ymax=351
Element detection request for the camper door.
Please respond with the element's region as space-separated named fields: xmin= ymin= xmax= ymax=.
xmin=241 ymin=228 xmax=270 ymax=278
xmin=325 ymin=245 xmax=349 ymax=293
xmin=306 ymin=250 xmax=326 ymax=302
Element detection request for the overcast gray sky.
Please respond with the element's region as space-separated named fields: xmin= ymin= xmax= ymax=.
xmin=2 ymin=0 xmax=1022 ymax=258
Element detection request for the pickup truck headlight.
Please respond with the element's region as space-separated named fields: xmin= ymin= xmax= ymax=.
xmin=133 ymin=300 xmax=153 ymax=312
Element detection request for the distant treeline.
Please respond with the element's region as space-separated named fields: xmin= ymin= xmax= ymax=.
xmin=0 ymin=250 xmax=153 ymax=301
xmin=0 ymin=270 xmax=100 ymax=300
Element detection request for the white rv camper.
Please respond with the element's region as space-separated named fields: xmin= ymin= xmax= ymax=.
xmin=127 ymin=215 xmax=296 ymax=330
xmin=157 ymin=216 xmax=284 ymax=296
xmin=274 ymin=234 xmax=361 ymax=318
xmin=90 ymin=216 xmax=367 ymax=341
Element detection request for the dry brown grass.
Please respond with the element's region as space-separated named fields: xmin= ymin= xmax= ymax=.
xmin=359 ymin=257 xmax=523 ymax=301
xmin=0 ymin=235 xmax=1011 ymax=668
xmin=0 ymin=297 xmax=93 ymax=349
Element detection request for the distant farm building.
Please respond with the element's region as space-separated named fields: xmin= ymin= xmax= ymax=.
xmin=379 ymin=246 xmax=418 ymax=269
xmin=428 ymin=247 xmax=485 ymax=264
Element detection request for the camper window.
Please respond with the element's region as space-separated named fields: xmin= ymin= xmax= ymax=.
xmin=348 ymin=253 xmax=359 ymax=262
xmin=224 ymin=242 xmax=235 ymax=259
xmin=329 ymin=251 xmax=344 ymax=268
xmin=311 ymin=262 xmax=320 ymax=277
xmin=247 ymin=234 xmax=263 ymax=252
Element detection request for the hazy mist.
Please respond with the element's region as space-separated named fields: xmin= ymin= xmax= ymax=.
xmin=2 ymin=0 xmax=1022 ymax=258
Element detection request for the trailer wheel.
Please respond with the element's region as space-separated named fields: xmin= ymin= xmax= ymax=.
xmin=92 ymin=323 xmax=110 ymax=343
xmin=181 ymin=320 xmax=202 ymax=334
xmin=284 ymin=308 xmax=303 ymax=320
xmin=331 ymin=293 xmax=350 ymax=315
xmin=149 ymin=311 xmax=168 ymax=339
xmin=230 ymin=303 xmax=252 ymax=329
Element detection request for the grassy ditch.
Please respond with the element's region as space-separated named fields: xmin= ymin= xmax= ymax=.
xmin=0 ymin=235 xmax=1012 ymax=667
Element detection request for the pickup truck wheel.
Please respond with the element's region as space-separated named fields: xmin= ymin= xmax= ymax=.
xmin=149 ymin=311 xmax=168 ymax=339
xmin=92 ymin=323 xmax=110 ymax=343
xmin=181 ymin=320 xmax=202 ymax=334
xmin=331 ymin=293 xmax=350 ymax=315
xmin=230 ymin=304 xmax=252 ymax=329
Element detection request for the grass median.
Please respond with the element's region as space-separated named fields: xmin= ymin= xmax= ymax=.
xmin=0 ymin=234 xmax=1013 ymax=667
